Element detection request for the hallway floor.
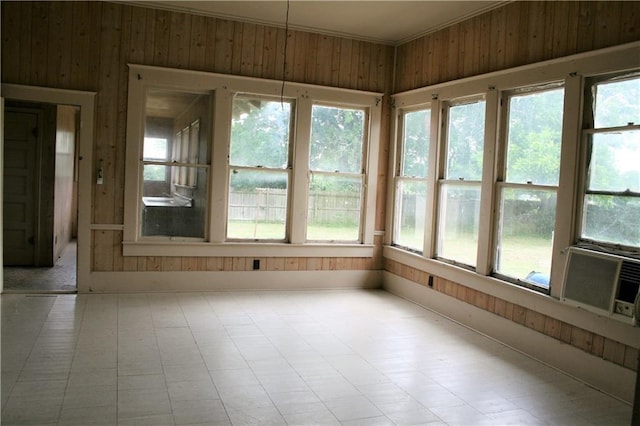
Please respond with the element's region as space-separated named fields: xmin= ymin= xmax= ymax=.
xmin=1 ymin=289 xmax=632 ymax=425
xmin=3 ymin=240 xmax=76 ymax=292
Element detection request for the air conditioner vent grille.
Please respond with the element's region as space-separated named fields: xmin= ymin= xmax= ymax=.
xmin=620 ymin=260 xmax=640 ymax=283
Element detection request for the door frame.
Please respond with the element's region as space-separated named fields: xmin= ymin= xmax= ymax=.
xmin=1 ymin=84 xmax=96 ymax=293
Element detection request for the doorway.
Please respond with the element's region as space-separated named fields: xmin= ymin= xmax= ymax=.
xmin=3 ymin=101 xmax=80 ymax=292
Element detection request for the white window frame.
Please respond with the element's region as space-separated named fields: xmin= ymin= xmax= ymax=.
xmin=492 ymin=84 xmax=565 ymax=292
xmin=387 ymin=41 xmax=640 ymax=300
xmin=577 ymin=72 xmax=640 ymax=252
xmin=123 ymin=64 xmax=381 ymax=257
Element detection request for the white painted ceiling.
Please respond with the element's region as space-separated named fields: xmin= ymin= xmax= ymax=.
xmin=130 ymin=1 xmax=506 ymax=45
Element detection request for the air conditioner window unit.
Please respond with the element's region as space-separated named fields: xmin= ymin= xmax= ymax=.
xmin=562 ymin=247 xmax=640 ymax=322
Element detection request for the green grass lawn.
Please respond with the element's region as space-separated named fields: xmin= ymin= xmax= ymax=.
xmin=227 ymin=221 xmax=359 ymax=241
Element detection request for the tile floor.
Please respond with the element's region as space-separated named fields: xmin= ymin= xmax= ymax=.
xmin=3 ymin=240 xmax=77 ymax=292
xmin=1 ymin=290 xmax=632 ymax=425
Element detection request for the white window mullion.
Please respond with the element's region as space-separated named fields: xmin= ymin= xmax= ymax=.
xmin=424 ymin=99 xmax=441 ymax=258
xmin=476 ymin=89 xmax=499 ymax=276
xmin=363 ymin=101 xmax=382 ymax=245
xmin=551 ymin=74 xmax=583 ymax=297
xmin=290 ymin=97 xmax=312 ymax=244
xmin=209 ymin=87 xmax=233 ymax=243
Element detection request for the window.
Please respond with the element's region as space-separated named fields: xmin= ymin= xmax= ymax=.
xmin=123 ymin=65 xmax=381 ymax=255
xmin=140 ymin=89 xmax=210 ymax=239
xmin=494 ymin=86 xmax=564 ymax=289
xmin=227 ymin=96 xmax=293 ymax=240
xmin=580 ymin=73 xmax=640 ymax=249
xmin=393 ymin=107 xmax=431 ymax=252
xmin=437 ymin=98 xmax=485 ymax=267
xmin=307 ymin=105 xmax=366 ymax=242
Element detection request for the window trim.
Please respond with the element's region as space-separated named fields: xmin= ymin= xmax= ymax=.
xmin=123 ymin=64 xmax=382 ymax=256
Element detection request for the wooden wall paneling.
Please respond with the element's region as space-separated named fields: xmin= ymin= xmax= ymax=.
xmin=576 ymin=2 xmax=596 ymax=54
xmin=112 ymin=231 xmax=124 ymax=271
xmin=94 ymin=2 xmax=122 ymax=225
xmin=261 ymin=25 xmax=278 ymax=81
xmin=564 ymin=1 xmax=580 ymax=55
xmin=47 ymin=1 xmax=73 ymax=89
xmin=168 ymin=10 xmax=191 ymax=70
xmin=591 ymin=334 xmax=605 ymax=358
xmin=203 ymin=17 xmax=218 ymax=73
xmin=477 ymin=12 xmax=492 ymax=76
xmin=503 ymin=3 xmax=521 ymax=70
xmin=329 ymin=35 xmax=342 ymax=88
xmin=619 ymin=1 xmax=640 ymax=43
xmin=338 ymin=38 xmax=353 ymax=88
xmin=115 ymin=5 xmax=132 ymax=226
xmin=240 ymin=22 xmax=256 ymax=77
xmin=570 ymin=327 xmax=595 ymax=353
xmin=594 ymin=1 xmax=622 ymax=50
xmin=490 ymin=7 xmax=506 ymax=73
xmin=162 ymin=256 xmax=181 ymax=271
xmin=624 ymin=346 xmax=639 ymax=370
xmin=411 ymin=39 xmax=423 ymax=89
xmin=231 ymin=21 xmax=244 ymax=75
xmin=189 ymin=15 xmax=207 ymax=72
xmin=305 ymin=33 xmax=319 ymax=84
xmin=459 ymin=19 xmax=474 ymax=79
xmin=515 ymin=2 xmax=531 ymax=66
xmin=1 ymin=2 xmax=21 ymax=83
xmin=196 ymin=257 xmax=207 ymax=271
xmin=146 ymin=256 xmax=161 ymax=271
xmin=316 ymin=35 xmax=333 ymax=87
xmin=93 ymin=230 xmax=115 ymax=271
xmin=18 ymin=2 xmax=33 ymax=82
xmin=71 ymin=1 xmax=92 ymax=91
xmin=181 ymin=257 xmax=197 ymax=271
xmin=123 ymin=250 xmax=138 ymax=272
xmin=206 ymin=257 xmax=223 ymax=271
xmin=274 ymin=27 xmax=287 ymax=83
xmin=543 ymin=316 xmax=563 ymax=340
xmin=353 ymin=41 xmax=366 ymax=90
xmin=153 ymin=9 xmax=170 ymax=67
xmin=447 ymin=26 xmax=460 ymax=82
xmin=526 ymin=2 xmax=546 ymax=65
xmin=30 ymin=2 xmax=49 ymax=87
xmin=214 ymin=19 xmax=234 ymax=75
xmin=542 ymin=1 xmax=556 ymax=61
xmin=252 ymin=24 xmax=265 ymax=79
xmin=431 ymin=31 xmax=445 ymax=85
xmin=129 ymin=6 xmax=147 ymax=65
xmin=293 ymin=30 xmax=309 ymax=83
xmin=551 ymin=0 xmax=570 ymax=59
xmin=285 ymin=257 xmax=299 ymax=271
xmin=142 ymin=7 xmax=157 ymax=65
xmin=603 ymin=338 xmax=627 ymax=365
xmin=137 ymin=256 xmax=147 ymax=271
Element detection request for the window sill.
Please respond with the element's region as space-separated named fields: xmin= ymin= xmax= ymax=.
xmin=123 ymin=240 xmax=375 ymax=258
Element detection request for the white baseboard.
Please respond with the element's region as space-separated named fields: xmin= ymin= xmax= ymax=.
xmin=85 ymin=270 xmax=383 ymax=293
xmin=383 ymin=271 xmax=635 ymax=404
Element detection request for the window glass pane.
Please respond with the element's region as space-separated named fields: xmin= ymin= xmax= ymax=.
xmin=446 ymin=100 xmax=485 ymax=181
xmin=141 ymin=165 xmax=206 ymax=238
xmin=594 ymin=77 xmax=640 ymax=128
xmin=588 ymin=130 xmax=640 ymax=192
xmin=143 ymin=137 xmax=168 ymax=161
xmin=437 ymin=184 xmax=481 ymax=266
xmin=402 ymin=109 xmax=430 ymax=178
xmin=145 ymin=89 xmax=210 ymax=163
xmin=506 ymin=88 xmax=564 ymax=186
xmin=496 ymin=188 xmax=556 ymax=287
xmin=307 ymin=174 xmax=362 ymax=241
xmin=394 ymin=179 xmax=427 ymax=251
xmin=227 ymin=169 xmax=288 ymax=240
xmin=310 ymin=105 xmax=365 ymax=173
xmin=230 ymin=97 xmax=291 ymax=168
xmin=143 ymin=164 xmax=166 ymax=182
xmin=582 ymin=194 xmax=640 ymax=247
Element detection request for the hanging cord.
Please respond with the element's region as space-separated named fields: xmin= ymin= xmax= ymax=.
xmin=281 ymin=0 xmax=290 ymax=108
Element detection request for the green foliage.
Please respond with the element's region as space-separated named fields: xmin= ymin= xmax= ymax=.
xmin=310 ymin=105 xmax=364 ymax=173
xmin=230 ymin=98 xmax=291 ymax=169
xmin=402 ymin=109 xmax=430 ymax=177
xmin=446 ymin=101 xmax=485 ymax=180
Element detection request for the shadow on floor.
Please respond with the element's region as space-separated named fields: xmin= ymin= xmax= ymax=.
xmin=3 ymin=240 xmax=77 ymax=293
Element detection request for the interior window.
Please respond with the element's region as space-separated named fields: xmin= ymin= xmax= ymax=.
xmin=307 ymin=105 xmax=366 ymax=242
xmin=227 ymin=96 xmax=293 ymax=241
xmin=393 ymin=108 xmax=431 ymax=252
xmin=437 ymin=99 xmax=485 ymax=267
xmin=140 ymin=89 xmax=210 ymax=239
xmin=581 ymin=74 xmax=640 ymax=249
xmin=495 ymin=86 xmax=564 ymax=290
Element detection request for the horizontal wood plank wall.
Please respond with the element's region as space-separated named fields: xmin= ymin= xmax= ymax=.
xmin=1 ymin=1 xmax=394 ymax=274
xmin=384 ymin=259 xmax=640 ymax=372
xmin=394 ymin=0 xmax=640 ymax=92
